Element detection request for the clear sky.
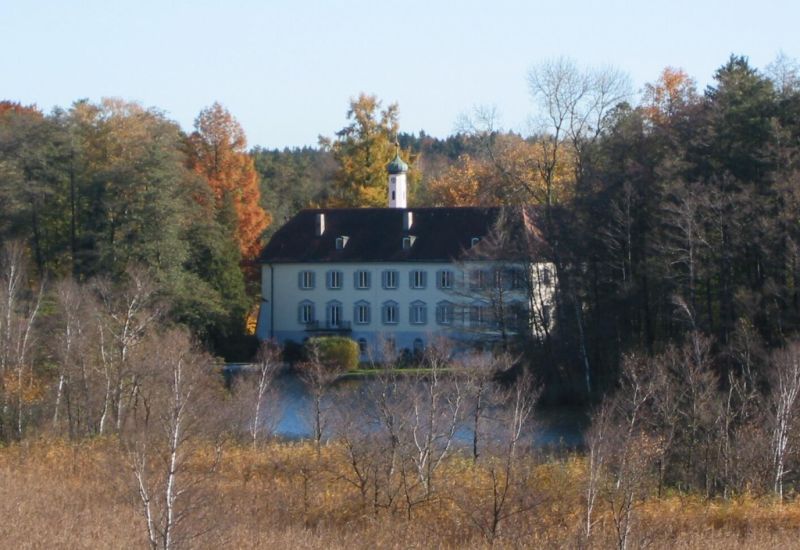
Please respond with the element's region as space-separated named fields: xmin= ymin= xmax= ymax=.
xmin=2 ymin=0 xmax=798 ymax=149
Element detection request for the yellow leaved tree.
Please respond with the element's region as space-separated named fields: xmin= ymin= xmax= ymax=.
xmin=321 ymin=93 xmax=418 ymax=207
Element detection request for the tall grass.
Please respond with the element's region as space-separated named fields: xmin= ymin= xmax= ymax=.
xmin=1 ymin=439 xmax=799 ymax=549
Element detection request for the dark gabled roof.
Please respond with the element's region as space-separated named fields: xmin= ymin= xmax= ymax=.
xmin=259 ymin=206 xmax=543 ymax=264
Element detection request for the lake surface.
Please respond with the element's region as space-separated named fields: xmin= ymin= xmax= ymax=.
xmin=228 ymin=366 xmax=587 ymax=450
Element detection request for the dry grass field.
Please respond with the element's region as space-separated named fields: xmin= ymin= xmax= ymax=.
xmin=2 ymin=439 xmax=800 ymax=549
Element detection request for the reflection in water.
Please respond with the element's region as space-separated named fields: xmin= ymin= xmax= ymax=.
xmin=261 ymin=372 xmax=586 ymax=449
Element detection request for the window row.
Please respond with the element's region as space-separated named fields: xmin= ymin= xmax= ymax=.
xmin=299 ymin=300 xmax=455 ymax=326
xmin=297 ymin=300 xmax=532 ymax=328
xmin=298 ymin=269 xmax=456 ymax=290
xmin=298 ymin=267 xmax=548 ymax=291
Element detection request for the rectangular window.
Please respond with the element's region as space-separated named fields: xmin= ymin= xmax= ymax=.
xmin=470 ymin=269 xmax=487 ymax=290
xmin=383 ymin=302 xmax=398 ymax=324
xmin=299 ymin=303 xmax=314 ymax=324
xmin=542 ymin=267 xmax=552 ymax=286
xmin=355 ymin=303 xmax=370 ymax=325
xmin=355 ymin=270 xmax=371 ymax=289
xmin=410 ymin=302 xmax=427 ymax=325
xmin=494 ymin=268 xmax=503 ymax=288
xmin=383 ymin=270 xmax=399 ymax=289
xmin=299 ymin=270 xmax=315 ymax=289
xmin=436 ymin=302 xmax=454 ymax=325
xmin=410 ymin=270 xmax=427 ymax=289
xmin=327 ymin=270 xmax=342 ymax=289
xmin=328 ymin=303 xmax=342 ymax=327
xmin=437 ymin=270 xmax=453 ymax=289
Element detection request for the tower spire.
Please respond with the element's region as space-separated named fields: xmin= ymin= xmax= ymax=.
xmin=386 ymin=140 xmax=408 ymax=208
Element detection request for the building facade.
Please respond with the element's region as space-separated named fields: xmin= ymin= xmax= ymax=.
xmin=256 ymin=154 xmax=555 ymax=357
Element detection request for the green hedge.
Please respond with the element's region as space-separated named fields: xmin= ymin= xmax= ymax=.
xmin=307 ymin=336 xmax=360 ymax=371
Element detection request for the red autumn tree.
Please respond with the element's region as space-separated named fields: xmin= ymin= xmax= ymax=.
xmin=187 ymin=102 xmax=270 ymax=260
xmin=0 ymin=101 xmax=41 ymax=117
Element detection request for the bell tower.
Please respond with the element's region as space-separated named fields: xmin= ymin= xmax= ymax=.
xmin=386 ymin=141 xmax=408 ymax=208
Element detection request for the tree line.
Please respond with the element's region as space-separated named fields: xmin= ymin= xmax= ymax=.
xmin=0 ymin=99 xmax=268 ymax=356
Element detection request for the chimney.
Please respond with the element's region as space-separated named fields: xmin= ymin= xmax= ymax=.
xmin=315 ymin=213 xmax=325 ymax=236
xmin=403 ymin=211 xmax=413 ymax=231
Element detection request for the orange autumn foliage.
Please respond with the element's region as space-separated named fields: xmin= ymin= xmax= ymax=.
xmin=0 ymin=101 xmax=41 ymax=118
xmin=427 ymin=135 xmax=575 ymax=207
xmin=187 ymin=102 xmax=270 ymax=260
xmin=642 ymin=67 xmax=698 ymax=125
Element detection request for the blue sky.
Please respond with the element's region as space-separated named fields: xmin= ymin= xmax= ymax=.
xmin=2 ymin=0 xmax=798 ymax=148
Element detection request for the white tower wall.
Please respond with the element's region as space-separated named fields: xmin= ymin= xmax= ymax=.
xmin=388 ymin=173 xmax=407 ymax=208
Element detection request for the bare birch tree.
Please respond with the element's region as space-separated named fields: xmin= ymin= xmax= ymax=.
xmin=124 ymin=328 xmax=220 ymax=550
xmin=462 ymin=351 xmax=502 ymax=463
xmin=403 ymin=338 xmax=463 ymax=502
xmin=0 ymin=241 xmax=44 ymax=440
xmin=93 ymin=267 xmax=163 ymax=434
xmin=50 ymin=277 xmax=100 ymax=436
xmin=298 ymin=339 xmax=342 ymax=454
xmin=584 ymin=352 xmax=661 ymax=548
xmin=452 ymin=366 xmax=540 ymax=544
xmin=246 ymin=341 xmax=281 ymax=448
xmin=767 ymin=340 xmax=800 ymax=501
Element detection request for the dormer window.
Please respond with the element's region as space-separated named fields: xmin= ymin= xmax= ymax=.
xmin=402 ymin=236 xmax=416 ymax=250
xmin=336 ymin=236 xmax=349 ymax=250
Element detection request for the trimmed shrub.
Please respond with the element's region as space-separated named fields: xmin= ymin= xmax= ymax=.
xmin=307 ymin=336 xmax=359 ymax=371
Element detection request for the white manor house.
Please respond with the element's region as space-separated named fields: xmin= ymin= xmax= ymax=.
xmin=255 ymin=151 xmax=555 ymax=357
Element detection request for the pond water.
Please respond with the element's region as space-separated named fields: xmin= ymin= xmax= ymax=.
xmin=227 ymin=366 xmax=587 ymax=450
